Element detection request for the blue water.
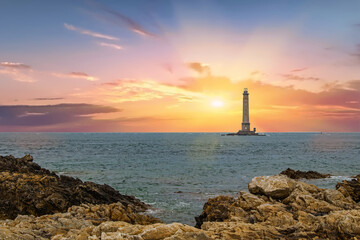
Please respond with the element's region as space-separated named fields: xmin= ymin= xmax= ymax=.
xmin=0 ymin=132 xmax=359 ymax=225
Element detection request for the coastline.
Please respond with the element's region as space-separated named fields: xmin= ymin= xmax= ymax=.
xmin=1 ymin=155 xmax=360 ymax=239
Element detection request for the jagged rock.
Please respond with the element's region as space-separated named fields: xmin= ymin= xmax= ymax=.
xmin=0 ymin=155 xmax=150 ymax=220
xmin=336 ymin=176 xmax=360 ymax=202
xmin=324 ymin=210 xmax=360 ymax=237
xmin=0 ymin=209 xmax=201 ymax=240
xmin=201 ymin=221 xmax=282 ymax=239
xmin=67 ymin=202 xmax=160 ymax=225
xmin=280 ymin=168 xmax=331 ymax=179
xmin=194 ymin=196 xmax=235 ymax=228
xmin=196 ymin=175 xmax=360 ymax=239
xmin=248 ymin=175 xmax=296 ymax=199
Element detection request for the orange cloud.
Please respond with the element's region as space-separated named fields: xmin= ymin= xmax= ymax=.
xmin=187 ymin=62 xmax=211 ymax=75
xmin=83 ymin=79 xmax=205 ymax=104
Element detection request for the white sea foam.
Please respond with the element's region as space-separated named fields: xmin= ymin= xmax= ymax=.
xmin=330 ymin=176 xmax=354 ymax=181
xmin=146 ymin=208 xmax=163 ymax=214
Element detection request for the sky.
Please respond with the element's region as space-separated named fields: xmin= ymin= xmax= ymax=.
xmin=0 ymin=0 xmax=359 ymax=132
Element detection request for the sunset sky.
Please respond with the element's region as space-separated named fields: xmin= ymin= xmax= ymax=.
xmin=0 ymin=0 xmax=359 ymax=132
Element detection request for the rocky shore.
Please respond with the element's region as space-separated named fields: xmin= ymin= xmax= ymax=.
xmin=0 ymin=155 xmax=153 ymax=220
xmin=1 ymin=155 xmax=360 ymax=239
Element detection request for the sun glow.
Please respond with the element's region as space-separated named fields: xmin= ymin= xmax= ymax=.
xmin=211 ymin=100 xmax=224 ymax=108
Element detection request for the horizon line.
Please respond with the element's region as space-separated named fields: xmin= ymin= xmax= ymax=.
xmin=0 ymin=131 xmax=359 ymax=134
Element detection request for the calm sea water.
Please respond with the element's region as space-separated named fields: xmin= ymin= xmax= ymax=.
xmin=0 ymin=132 xmax=359 ymax=225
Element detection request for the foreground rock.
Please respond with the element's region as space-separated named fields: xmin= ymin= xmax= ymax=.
xmin=2 ymin=155 xmax=360 ymax=239
xmin=280 ymin=168 xmax=331 ymax=179
xmin=0 ymin=155 xmax=150 ymax=220
xmin=196 ymin=175 xmax=360 ymax=239
xmin=336 ymin=174 xmax=360 ymax=203
xmin=5 ymin=174 xmax=357 ymax=239
xmin=0 ymin=203 xmax=166 ymax=240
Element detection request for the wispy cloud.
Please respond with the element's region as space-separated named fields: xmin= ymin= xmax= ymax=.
xmin=281 ymin=73 xmax=320 ymax=81
xmin=98 ymin=42 xmax=123 ymax=50
xmin=32 ymin=97 xmax=64 ymax=101
xmin=290 ymin=67 xmax=307 ymax=72
xmin=0 ymin=61 xmax=35 ymax=83
xmin=78 ymin=79 xmax=205 ymax=104
xmin=1 ymin=62 xmax=31 ymax=69
xmin=53 ymin=72 xmax=98 ymax=81
xmin=92 ymin=3 xmax=157 ymax=38
xmin=64 ymin=23 xmax=119 ymax=41
xmin=103 ymin=11 xmax=156 ymax=37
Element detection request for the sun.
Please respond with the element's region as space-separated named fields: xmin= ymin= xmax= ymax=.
xmin=211 ymin=100 xmax=224 ymax=108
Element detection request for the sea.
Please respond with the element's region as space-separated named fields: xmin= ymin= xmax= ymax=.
xmin=0 ymin=132 xmax=359 ymax=225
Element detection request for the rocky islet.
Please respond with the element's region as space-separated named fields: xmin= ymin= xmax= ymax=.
xmin=280 ymin=168 xmax=331 ymax=179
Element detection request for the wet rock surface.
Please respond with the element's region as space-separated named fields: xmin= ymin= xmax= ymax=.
xmin=0 ymin=155 xmax=150 ymax=220
xmin=280 ymin=168 xmax=331 ymax=179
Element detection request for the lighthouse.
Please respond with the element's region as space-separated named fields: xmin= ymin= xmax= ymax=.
xmin=242 ymin=88 xmax=250 ymax=131
xmin=226 ymin=88 xmax=261 ymax=136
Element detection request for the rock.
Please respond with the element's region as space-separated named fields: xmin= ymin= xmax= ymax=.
xmin=196 ymin=175 xmax=360 ymax=239
xmin=283 ymin=188 xmax=342 ymax=214
xmin=0 ymin=155 xmax=151 ymax=220
xmin=280 ymin=168 xmax=331 ymax=179
xmin=324 ymin=210 xmax=360 ymax=239
xmin=0 ymin=211 xmax=201 ymax=240
xmin=353 ymin=174 xmax=360 ymax=180
xmin=248 ymin=175 xmax=296 ymax=199
xmin=234 ymin=191 xmax=266 ymax=211
xmin=201 ymin=221 xmax=282 ymax=239
xmin=323 ymin=189 xmax=356 ymax=209
xmin=336 ymin=176 xmax=360 ymax=202
xmin=67 ymin=202 xmax=160 ymax=225
xmin=194 ymin=196 xmax=235 ymax=228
